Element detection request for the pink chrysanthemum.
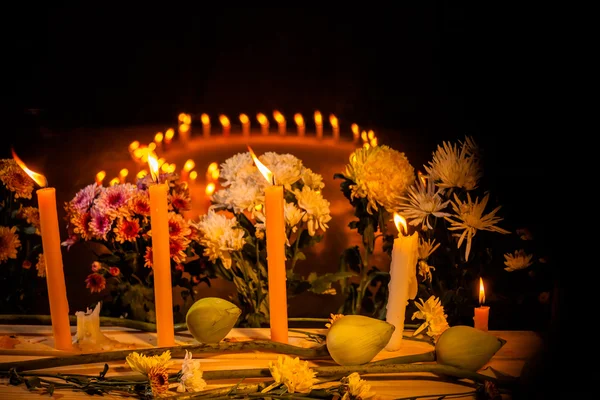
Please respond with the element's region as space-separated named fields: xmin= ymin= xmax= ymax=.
xmin=85 ymin=273 xmax=106 ymax=293
xmin=128 ymin=192 xmax=151 ymax=216
xmin=89 ymin=209 xmax=113 ymax=240
xmin=95 ymin=184 xmax=136 ymax=216
xmin=169 ymin=236 xmax=189 ymax=264
xmin=70 ymin=183 xmax=101 ymax=213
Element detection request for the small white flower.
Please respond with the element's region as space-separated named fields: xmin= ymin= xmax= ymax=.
xmin=424 ymin=136 xmax=481 ymax=191
xmin=418 ymin=238 xmax=440 ymax=260
xmin=194 ymin=211 xmax=245 ymax=269
xmin=284 ymin=202 xmax=303 ymax=232
xmin=176 ymin=350 xmax=207 ymax=393
xmin=396 ymin=177 xmax=451 ymax=230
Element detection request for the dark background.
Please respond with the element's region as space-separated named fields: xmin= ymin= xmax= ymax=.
xmin=2 ymin=4 xmax=565 ymax=392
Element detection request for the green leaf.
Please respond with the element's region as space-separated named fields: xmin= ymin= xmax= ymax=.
xmin=97 ymin=253 xmax=121 ymax=265
xmin=308 ymin=271 xmax=356 ymax=294
xmin=293 ymin=251 xmax=306 ymax=262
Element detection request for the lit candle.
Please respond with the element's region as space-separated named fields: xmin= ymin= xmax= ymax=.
xmin=248 ymin=146 xmax=288 ymax=343
xmin=219 ymin=114 xmax=231 ymax=137
xmin=314 ymin=111 xmax=323 ymax=139
xmin=294 ymin=113 xmax=305 ymax=136
xmin=474 ymin=277 xmax=490 ymax=331
xmin=119 ymin=168 xmax=129 ymax=184
xmin=95 ymin=170 xmax=106 ymax=186
xmin=137 ymin=170 xmax=148 ymax=179
xmin=188 ymin=170 xmax=198 ymax=184
xmin=109 ymin=177 xmax=120 ymax=186
xmin=180 ymin=159 xmax=195 ymax=182
xmin=12 ymin=150 xmax=72 ymax=351
xmin=154 ymin=132 xmax=164 ymax=151
xmin=361 ymin=130 xmax=368 ymax=144
xmin=273 ymin=110 xmax=286 ymax=135
xmin=201 ymin=113 xmax=211 ymax=138
xmin=204 ymin=182 xmax=216 ymax=211
xmin=329 ymin=114 xmax=339 ymax=141
xmin=257 ymin=113 xmax=269 ymax=135
xmin=370 ymin=137 xmax=378 ymax=147
xmin=164 ymin=129 xmax=174 ymax=150
xmin=385 ymin=213 xmax=419 ymax=351
xmin=178 ymin=123 xmax=190 ymax=142
xmin=147 ymin=153 xmax=175 ymax=347
xmin=240 ymin=113 xmax=250 ymax=136
xmin=177 ymin=113 xmax=187 ymax=124
xmin=368 ymin=130 xmax=375 ymax=142
xmin=128 ymin=140 xmax=140 ymax=161
xmin=351 ymin=123 xmax=360 ymax=144
xmin=206 ymin=162 xmax=219 ymax=182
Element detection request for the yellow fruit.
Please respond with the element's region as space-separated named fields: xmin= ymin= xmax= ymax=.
xmin=435 ymin=325 xmax=505 ymax=371
xmin=186 ymin=297 xmax=241 ymax=343
xmin=326 ymin=315 xmax=395 ymax=366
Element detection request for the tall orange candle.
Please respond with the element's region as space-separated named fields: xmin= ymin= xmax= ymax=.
xmin=474 ymin=277 xmax=490 ymax=331
xmin=12 ymin=150 xmax=72 ymax=350
xmin=248 ymin=147 xmax=288 ymax=343
xmin=147 ymin=154 xmax=175 ymax=347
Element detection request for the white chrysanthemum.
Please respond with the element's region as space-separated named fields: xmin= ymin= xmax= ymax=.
xmin=176 ymin=350 xmax=207 ymax=393
xmin=284 ymin=202 xmax=303 ymax=232
xmin=418 ymin=237 xmax=440 ymax=260
xmin=397 ymin=178 xmax=451 ymax=230
xmin=344 ymin=145 xmax=415 ymax=213
xmin=213 ymin=181 xmax=265 ymax=214
xmin=301 ymin=168 xmax=325 ymax=190
xmin=219 ymin=152 xmax=256 ymax=187
xmin=411 ymin=296 xmax=450 ymax=339
xmin=504 ymin=249 xmax=534 ymax=272
xmin=444 ymin=193 xmax=510 ymax=261
xmin=194 ymin=211 xmax=245 ymax=269
xmin=294 ymin=186 xmax=332 ymax=236
xmin=424 ymin=136 xmax=481 ymax=191
xmin=260 ymin=152 xmax=303 ymax=189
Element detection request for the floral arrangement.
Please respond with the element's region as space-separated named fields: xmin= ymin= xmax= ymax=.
xmin=200 ymin=151 xmax=352 ymax=327
xmin=336 ymin=137 xmax=551 ymax=328
xmin=0 ymin=159 xmax=47 ymax=314
xmin=62 ymin=172 xmax=213 ymax=323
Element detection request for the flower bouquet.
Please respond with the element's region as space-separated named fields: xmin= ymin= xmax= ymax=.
xmin=62 ymin=172 xmax=213 ymax=323
xmin=198 ymin=150 xmax=352 ymax=327
xmin=0 ymin=159 xmax=47 ymax=314
xmin=335 ymin=137 xmax=547 ymax=328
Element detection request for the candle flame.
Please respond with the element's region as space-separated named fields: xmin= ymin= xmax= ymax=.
xmin=148 ymin=142 xmax=157 ymax=151
xmin=219 ymin=114 xmax=231 ymax=127
xmin=119 ymin=168 xmax=129 ymax=178
xmin=368 ymin=130 xmax=375 ymax=140
xmin=154 ymin=132 xmax=163 ymax=143
xmin=201 ymin=113 xmax=210 ymax=124
xmin=205 ymin=182 xmax=216 ymax=196
xmin=329 ymin=114 xmax=338 ymax=128
xmin=294 ymin=113 xmax=304 ymax=126
xmin=351 ymin=123 xmax=359 ymax=135
xmin=314 ymin=111 xmax=322 ymax=125
xmin=184 ymin=159 xmax=195 ymax=172
xmin=247 ymin=146 xmax=273 ymax=184
xmin=273 ymin=110 xmax=285 ymax=123
xmin=129 ymin=140 xmax=140 ymax=152
xmin=479 ymin=277 xmax=486 ymax=305
xmin=164 ymin=129 xmax=175 ymax=141
xmin=179 ymin=123 xmax=190 ymax=133
xmin=361 ymin=131 xmax=368 ymax=142
xmin=393 ymin=213 xmax=407 ymax=236
xmin=370 ymin=138 xmax=378 ymax=147
xmin=136 ymin=170 xmax=148 ymax=179
xmin=109 ymin=177 xmax=120 ymax=186
xmin=183 ymin=114 xmax=192 ymax=125
xmin=239 ymin=113 xmax=249 ymax=124
xmin=178 ymin=113 xmax=186 ymax=122
xmin=147 ymin=152 xmax=160 ymax=183
xmin=96 ymin=170 xmax=106 ymax=182
xmin=257 ymin=113 xmax=269 ymax=126
xmin=11 ymin=149 xmax=48 ymax=187
xmin=189 ymin=170 xmax=198 ymax=181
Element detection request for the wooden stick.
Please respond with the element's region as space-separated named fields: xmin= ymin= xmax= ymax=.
xmin=0 ymin=341 xmax=330 ymax=372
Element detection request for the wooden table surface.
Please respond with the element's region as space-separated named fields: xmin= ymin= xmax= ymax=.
xmin=0 ymin=325 xmax=543 ymax=399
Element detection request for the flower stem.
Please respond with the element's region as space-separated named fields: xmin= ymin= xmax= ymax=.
xmin=0 ymin=341 xmax=331 ymax=372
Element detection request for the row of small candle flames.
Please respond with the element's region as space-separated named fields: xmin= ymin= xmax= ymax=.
xmin=93 ymin=111 xmax=379 ymax=198
xmin=175 ymin=111 xmax=379 ymax=147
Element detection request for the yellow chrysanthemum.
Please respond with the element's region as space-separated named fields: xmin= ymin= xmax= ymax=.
xmin=344 ymin=145 xmax=415 ymax=214
xmin=411 ymin=296 xmax=450 ymax=339
xmin=0 ymin=160 xmax=35 ymax=199
xmin=341 ymin=372 xmax=377 ymax=400
xmin=504 ymin=249 xmax=534 ymax=272
xmin=0 ymin=226 xmax=21 ymax=264
xmin=17 ymin=206 xmax=41 ymax=235
xmin=424 ymin=136 xmax=481 ymax=191
xmin=126 ymin=350 xmax=172 ymax=375
xmin=325 ymin=313 xmax=344 ymax=329
xmin=268 ymin=355 xmax=317 ymax=394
